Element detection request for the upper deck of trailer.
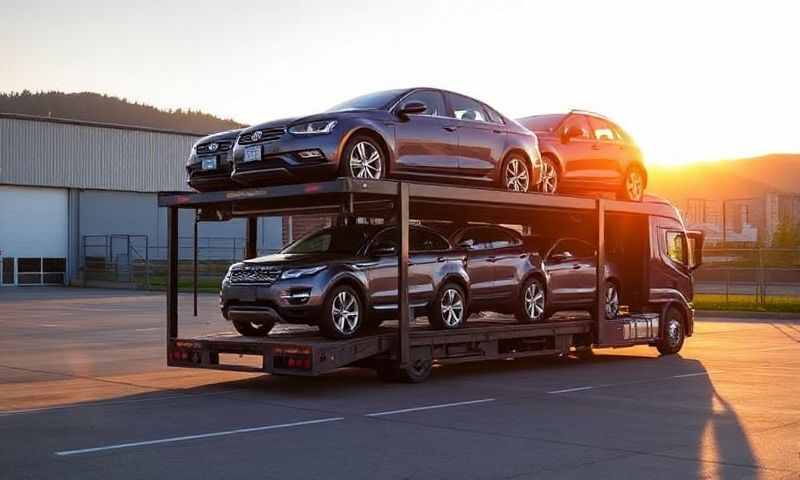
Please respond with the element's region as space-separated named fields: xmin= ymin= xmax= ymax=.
xmin=157 ymin=178 xmax=682 ymax=223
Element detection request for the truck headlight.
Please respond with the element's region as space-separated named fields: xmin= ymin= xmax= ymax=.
xmin=280 ymin=265 xmax=326 ymax=280
xmin=288 ymin=120 xmax=337 ymax=135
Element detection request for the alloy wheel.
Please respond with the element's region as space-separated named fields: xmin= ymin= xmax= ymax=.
xmin=331 ymin=290 xmax=360 ymax=335
xmin=349 ymin=141 xmax=383 ymax=179
xmin=605 ymin=283 xmax=619 ymax=319
xmin=524 ymin=281 xmax=545 ymax=321
xmin=540 ymin=158 xmax=558 ymax=193
xmin=625 ymin=169 xmax=644 ymax=201
xmin=440 ymin=288 xmax=465 ymax=327
xmin=504 ymin=158 xmax=530 ymax=192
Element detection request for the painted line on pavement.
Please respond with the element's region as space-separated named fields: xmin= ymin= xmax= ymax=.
xmin=133 ymin=327 xmax=159 ymax=332
xmin=54 ymin=417 xmax=344 ymax=456
xmin=547 ymin=386 xmax=594 ymax=394
xmin=365 ymin=398 xmax=496 ymax=417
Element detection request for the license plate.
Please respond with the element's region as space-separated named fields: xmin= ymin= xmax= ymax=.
xmin=244 ymin=145 xmax=262 ymax=162
xmin=201 ymin=156 xmax=217 ymax=170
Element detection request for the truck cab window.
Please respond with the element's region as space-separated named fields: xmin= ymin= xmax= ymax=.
xmin=666 ymin=231 xmax=687 ymax=265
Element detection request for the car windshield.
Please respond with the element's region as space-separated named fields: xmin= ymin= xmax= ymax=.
xmin=281 ymin=226 xmax=376 ymax=255
xmin=519 ymin=114 xmax=565 ymax=132
xmin=327 ymin=89 xmax=409 ymax=112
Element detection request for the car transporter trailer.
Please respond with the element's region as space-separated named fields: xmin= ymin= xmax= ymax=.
xmin=159 ymin=178 xmax=681 ymax=382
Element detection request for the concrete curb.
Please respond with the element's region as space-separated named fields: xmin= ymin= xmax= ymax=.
xmin=696 ymin=310 xmax=800 ymax=321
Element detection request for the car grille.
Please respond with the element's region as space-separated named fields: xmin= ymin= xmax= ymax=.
xmin=229 ymin=265 xmax=282 ymax=285
xmin=238 ymin=127 xmax=286 ymax=145
xmin=196 ymin=140 xmax=233 ymax=154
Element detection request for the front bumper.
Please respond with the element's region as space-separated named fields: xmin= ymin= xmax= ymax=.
xmin=186 ymin=154 xmax=237 ymax=192
xmin=221 ymin=277 xmax=326 ymax=325
xmin=231 ymin=131 xmax=344 ymax=186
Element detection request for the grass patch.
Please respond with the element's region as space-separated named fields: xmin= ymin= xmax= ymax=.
xmin=694 ymin=293 xmax=800 ymax=313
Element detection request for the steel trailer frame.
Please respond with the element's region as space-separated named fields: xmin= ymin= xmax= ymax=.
xmin=159 ymin=178 xmax=677 ymax=380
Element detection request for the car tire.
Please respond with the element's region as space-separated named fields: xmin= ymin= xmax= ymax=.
xmin=604 ymin=280 xmax=621 ymax=319
xmin=318 ymin=285 xmax=364 ymax=339
xmin=657 ymin=307 xmax=685 ymax=355
xmin=539 ymin=155 xmax=559 ymax=194
xmin=429 ymin=283 xmax=467 ymax=330
xmin=515 ymin=276 xmax=547 ymax=323
xmin=232 ymin=319 xmax=274 ymax=337
xmin=622 ymin=165 xmax=645 ymax=201
xmin=501 ymin=154 xmax=532 ymax=192
xmin=341 ymin=135 xmax=386 ymax=180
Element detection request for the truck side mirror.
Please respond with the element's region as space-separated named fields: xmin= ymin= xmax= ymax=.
xmin=687 ymin=230 xmax=704 ymax=271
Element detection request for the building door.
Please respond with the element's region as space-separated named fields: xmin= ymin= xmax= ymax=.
xmin=1 ymin=257 xmax=16 ymax=286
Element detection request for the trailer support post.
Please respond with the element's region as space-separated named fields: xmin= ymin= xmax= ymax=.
xmin=167 ymin=206 xmax=179 ymax=341
xmin=398 ymin=182 xmax=410 ymax=368
xmin=246 ymin=217 xmax=258 ymax=259
xmin=193 ymin=209 xmax=198 ymax=317
xmin=595 ymin=199 xmax=606 ymax=342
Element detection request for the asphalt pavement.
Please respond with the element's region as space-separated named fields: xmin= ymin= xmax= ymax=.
xmin=1 ymin=287 xmax=798 ymax=479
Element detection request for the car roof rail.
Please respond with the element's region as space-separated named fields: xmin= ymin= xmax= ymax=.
xmin=569 ymin=109 xmax=611 ymax=121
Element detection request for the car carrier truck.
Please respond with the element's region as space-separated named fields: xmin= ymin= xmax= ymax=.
xmin=158 ymin=178 xmax=702 ymax=382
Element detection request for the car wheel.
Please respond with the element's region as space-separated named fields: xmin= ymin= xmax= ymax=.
xmin=319 ymin=285 xmax=364 ymax=339
xmin=622 ymin=166 xmax=645 ymax=201
xmin=657 ymin=307 xmax=685 ymax=355
xmin=502 ymin=155 xmax=531 ymax=192
xmin=342 ymin=135 xmax=385 ymax=180
xmin=429 ymin=283 xmax=466 ymax=329
xmin=515 ymin=276 xmax=546 ymax=323
xmin=604 ymin=281 xmax=621 ymax=319
xmin=539 ymin=155 xmax=559 ymax=194
xmin=232 ymin=319 xmax=274 ymax=337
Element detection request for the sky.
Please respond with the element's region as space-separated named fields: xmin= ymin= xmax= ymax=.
xmin=2 ymin=0 xmax=799 ymax=166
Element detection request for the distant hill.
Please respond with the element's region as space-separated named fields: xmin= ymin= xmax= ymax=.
xmin=648 ymin=154 xmax=800 ymax=207
xmin=0 ymin=90 xmax=245 ymax=134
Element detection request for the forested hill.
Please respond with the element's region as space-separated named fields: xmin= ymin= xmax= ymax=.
xmin=0 ymin=90 xmax=245 ymax=134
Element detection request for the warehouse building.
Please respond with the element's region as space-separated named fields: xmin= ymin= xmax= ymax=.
xmin=0 ymin=113 xmax=287 ymax=287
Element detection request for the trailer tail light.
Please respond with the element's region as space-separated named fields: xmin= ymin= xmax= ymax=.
xmin=273 ymin=345 xmax=312 ymax=371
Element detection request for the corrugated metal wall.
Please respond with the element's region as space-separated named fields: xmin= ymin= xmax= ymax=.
xmin=0 ymin=117 xmax=199 ymax=192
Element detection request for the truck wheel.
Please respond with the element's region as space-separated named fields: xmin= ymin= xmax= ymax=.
xmin=429 ymin=283 xmax=466 ymax=330
xmin=233 ymin=319 xmax=274 ymax=337
xmin=318 ymin=285 xmax=364 ymax=339
xmin=657 ymin=307 xmax=685 ymax=355
xmin=515 ymin=276 xmax=546 ymax=323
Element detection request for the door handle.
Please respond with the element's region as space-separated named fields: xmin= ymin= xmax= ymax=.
xmin=519 ymin=254 xmax=527 ymax=259
xmin=591 ymin=144 xmax=601 ymax=150
xmin=572 ymin=264 xmax=581 ymax=269
xmin=487 ymin=257 xmax=497 ymax=263
xmin=492 ymin=129 xmax=503 ymax=134
xmin=443 ymin=126 xmax=457 ymax=132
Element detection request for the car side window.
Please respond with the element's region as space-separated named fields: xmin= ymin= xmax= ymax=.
xmin=400 ymin=90 xmax=447 ymax=117
xmin=665 ymin=231 xmax=688 ymax=265
xmin=457 ymin=228 xmax=494 ymax=250
xmin=588 ymin=117 xmax=619 ymax=142
xmin=551 ymin=239 xmax=593 ymax=259
xmin=487 ymin=228 xmax=518 ymax=249
xmin=370 ymin=228 xmax=398 ymax=251
xmin=484 ymin=105 xmax=504 ymax=125
xmin=447 ymin=93 xmax=490 ymax=123
xmin=560 ymin=115 xmax=592 ymax=140
xmin=411 ymin=228 xmax=450 ymax=251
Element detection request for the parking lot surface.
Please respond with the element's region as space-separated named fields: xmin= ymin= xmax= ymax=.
xmin=1 ymin=287 xmax=798 ymax=479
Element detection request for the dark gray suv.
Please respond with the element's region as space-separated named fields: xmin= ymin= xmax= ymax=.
xmin=220 ymin=224 xmax=468 ymax=339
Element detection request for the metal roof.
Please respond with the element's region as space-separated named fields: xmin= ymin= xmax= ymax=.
xmin=0 ymin=114 xmax=201 ymax=192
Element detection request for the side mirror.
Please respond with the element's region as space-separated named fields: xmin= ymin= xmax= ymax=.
xmin=370 ymin=242 xmax=397 ymax=256
xmin=687 ymin=230 xmax=704 ymax=271
xmin=561 ymin=126 xmax=584 ymax=143
xmin=397 ymin=101 xmax=427 ymax=120
xmin=457 ymin=239 xmax=475 ymax=249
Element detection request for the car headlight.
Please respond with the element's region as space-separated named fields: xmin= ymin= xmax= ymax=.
xmin=280 ymin=265 xmax=327 ymax=280
xmin=288 ymin=120 xmax=337 ymax=135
